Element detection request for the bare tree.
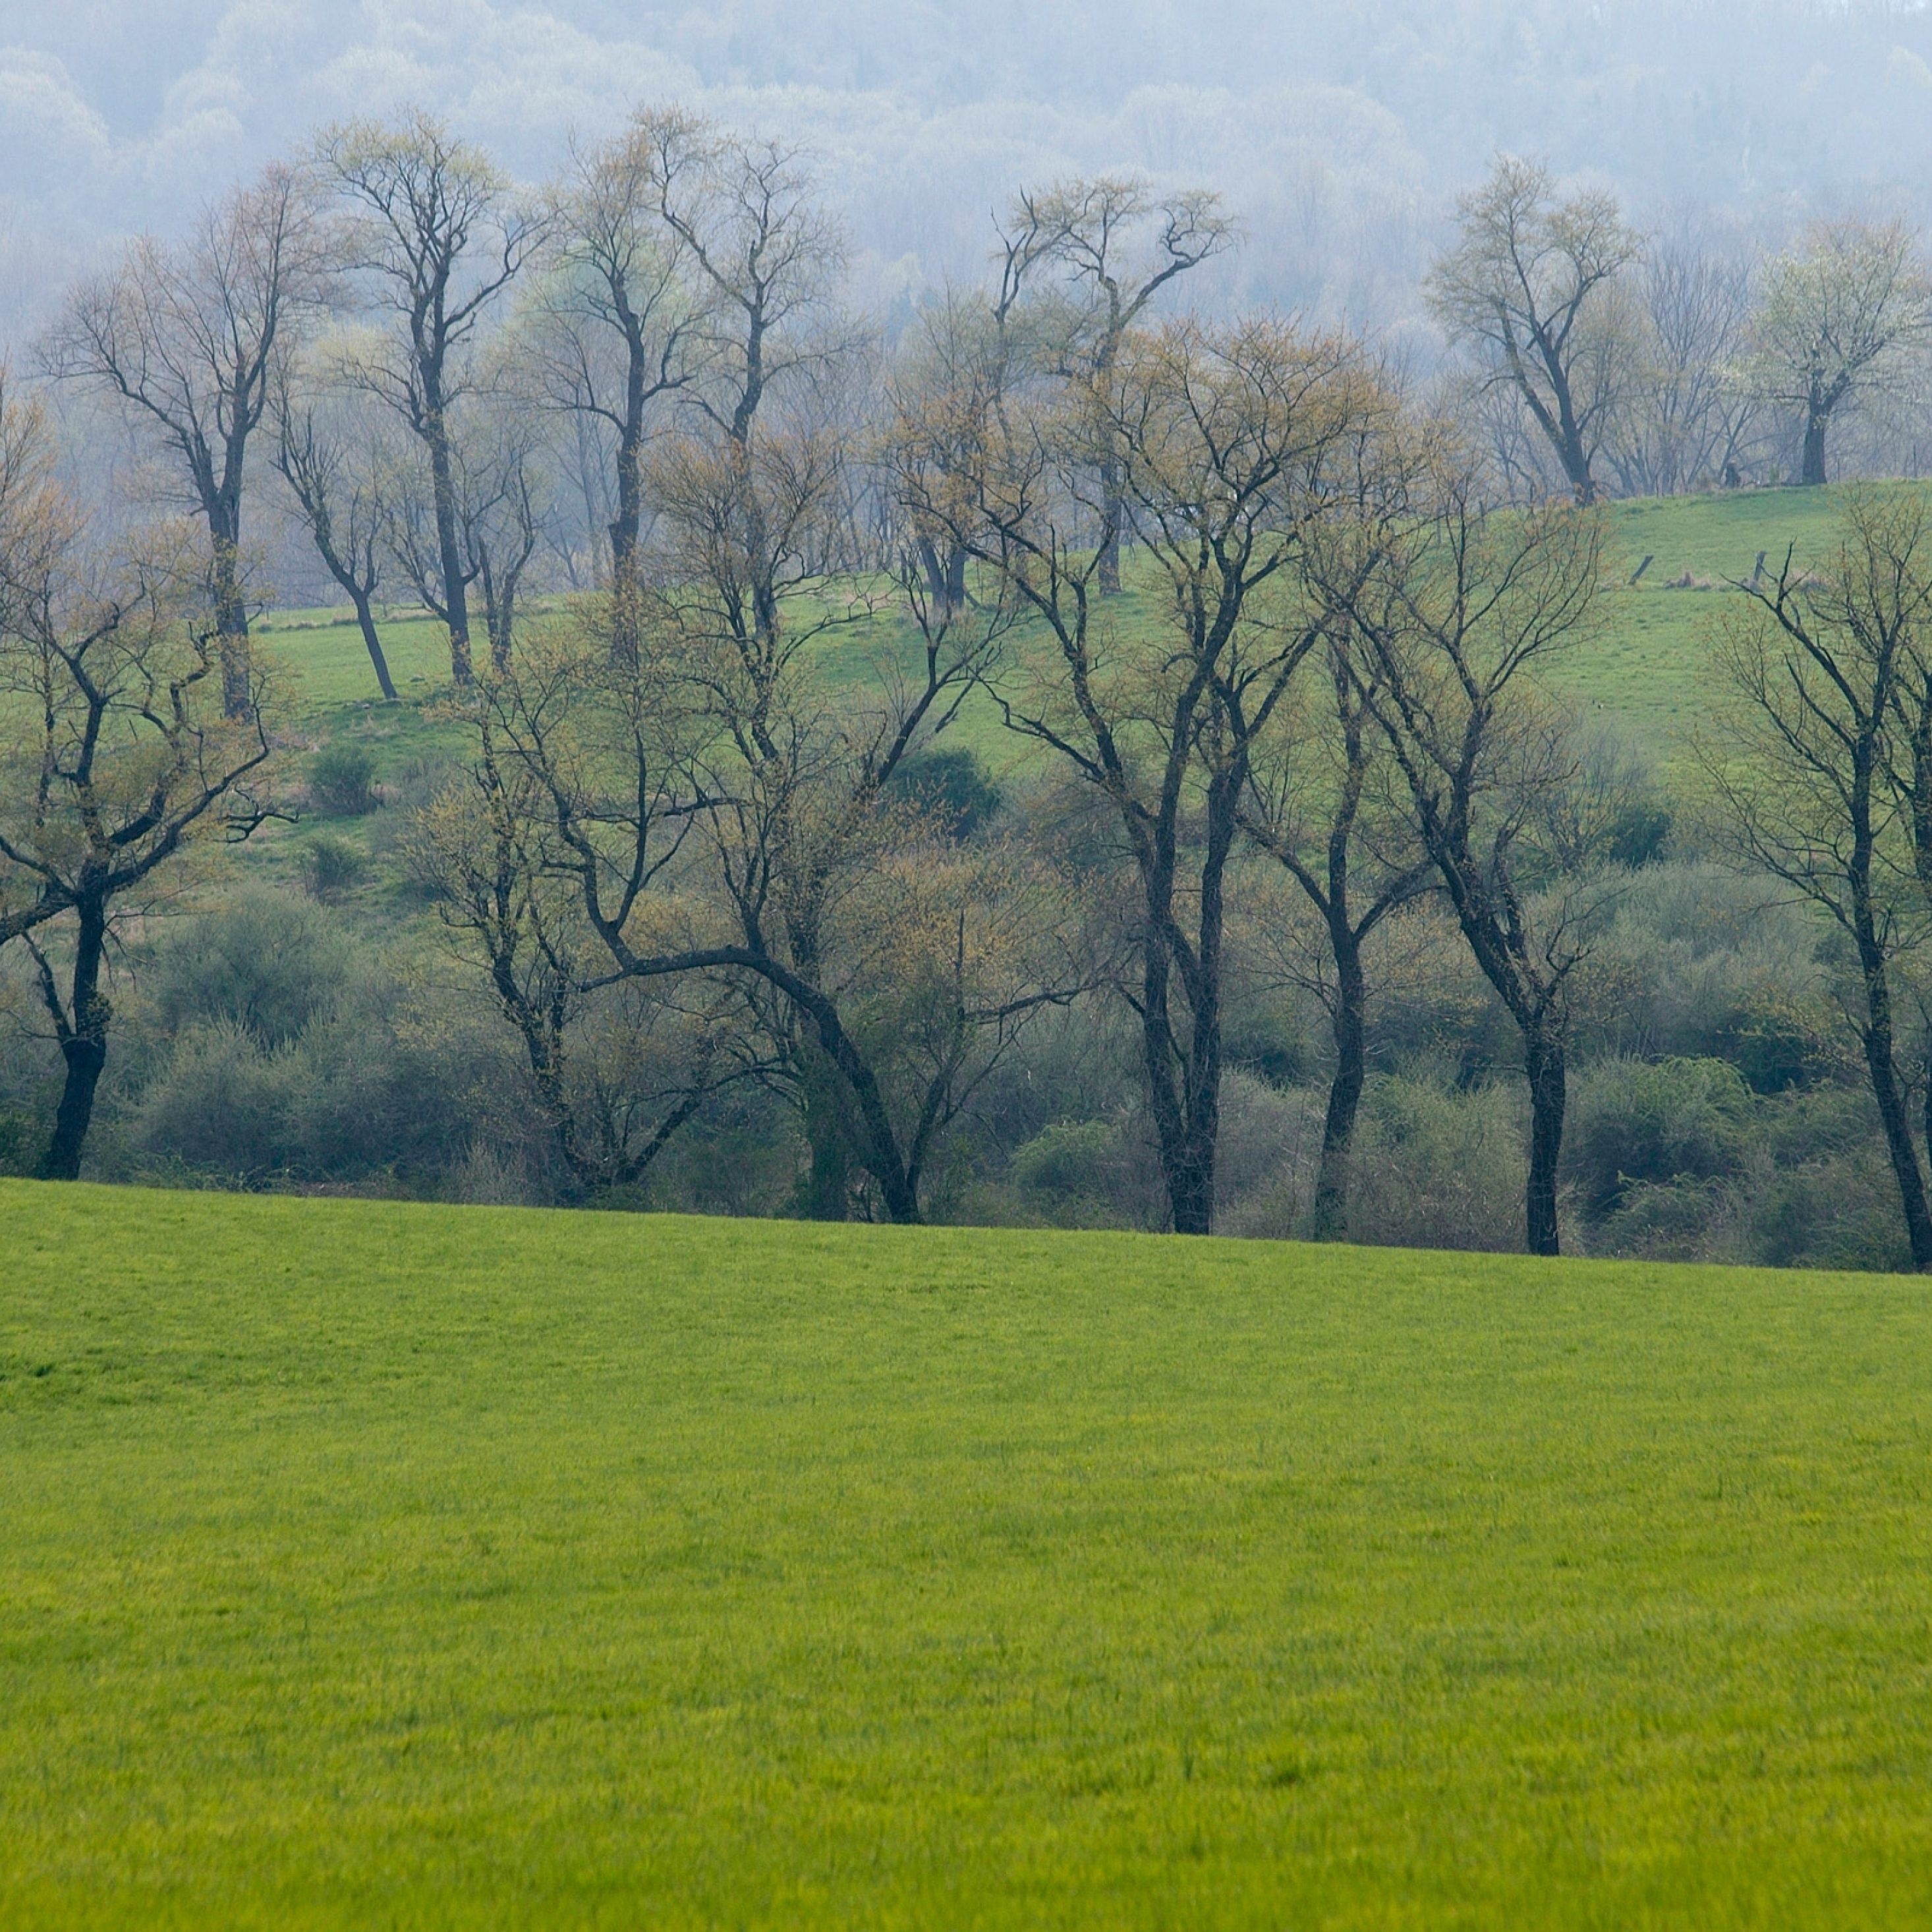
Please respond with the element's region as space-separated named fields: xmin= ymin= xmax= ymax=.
xmin=378 ymin=399 xmax=549 ymax=677
xmin=905 ymin=315 xmax=1374 ymax=1232
xmin=1428 ymin=154 xmax=1642 ymax=505
xmin=320 ymin=111 xmax=542 ymax=685
xmin=1240 ymin=631 xmax=1432 ymax=1238
xmin=1608 ymin=223 xmax=1759 ymax=496
xmin=1746 ymin=217 xmax=1932 ymax=487
xmin=40 ymin=163 xmax=322 ymax=718
xmin=411 ymin=696 xmax=750 ymax=1199
xmin=526 ymin=115 xmax=706 ymax=664
xmin=271 ymin=372 xmax=398 ymax=698
xmin=1316 ymin=447 xmax=1606 ymax=1255
xmin=0 ymin=384 xmax=273 ymax=1178
xmin=458 ymin=592 xmax=1060 ymax=1224
xmin=1001 ymin=175 xmax=1236 ymax=591
xmin=1705 ymin=490 xmax=1932 ymax=1266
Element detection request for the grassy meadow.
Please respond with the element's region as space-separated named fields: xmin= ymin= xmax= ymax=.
xmin=252 ymin=484 xmax=1877 ymax=847
xmin=5 ymin=1179 xmax=1932 ymax=1926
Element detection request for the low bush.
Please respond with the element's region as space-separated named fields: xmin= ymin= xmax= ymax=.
xmin=1348 ymin=1065 xmax=1525 ymax=1252
xmin=308 ymin=742 xmax=377 ymax=817
xmin=1565 ymin=1056 xmax=1754 ymax=1221
xmin=302 ymin=836 xmax=367 ymax=898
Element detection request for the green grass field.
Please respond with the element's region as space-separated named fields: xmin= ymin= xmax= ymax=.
xmin=5 ymin=1181 xmax=1931 ymax=1927
xmin=255 ymin=486 xmax=1886 ymax=814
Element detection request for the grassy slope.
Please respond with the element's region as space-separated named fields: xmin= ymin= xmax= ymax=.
xmin=4 ymin=1181 xmax=1930 ymax=1928
xmin=1572 ymin=488 xmax=1854 ymax=745
xmin=256 ymin=486 xmax=1885 ymax=799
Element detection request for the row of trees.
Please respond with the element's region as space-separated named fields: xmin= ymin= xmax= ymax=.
xmin=0 ymin=107 xmax=1610 ymax=1255
xmin=15 ymin=107 xmax=1932 ymax=1271
xmin=1433 ymin=155 xmax=1932 ymax=501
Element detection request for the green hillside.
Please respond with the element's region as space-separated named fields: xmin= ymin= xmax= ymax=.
xmin=5 ymin=1181 xmax=1931 ymax=1927
xmin=1572 ymin=487 xmax=1864 ymax=743
xmin=255 ymin=486 xmax=1900 ymax=797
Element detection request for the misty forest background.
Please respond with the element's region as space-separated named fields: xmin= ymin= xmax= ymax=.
xmin=14 ymin=2 xmax=1932 ymax=1268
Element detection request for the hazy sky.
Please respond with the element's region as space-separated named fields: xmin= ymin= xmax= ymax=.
xmin=5 ymin=1 xmax=1932 ymax=344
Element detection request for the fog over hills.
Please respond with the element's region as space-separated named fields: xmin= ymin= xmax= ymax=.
xmin=4 ymin=1 xmax=1931 ymax=347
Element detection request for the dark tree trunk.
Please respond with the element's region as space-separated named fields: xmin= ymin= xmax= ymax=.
xmin=36 ymin=903 xmax=111 ymax=1182
xmin=1137 ymin=764 xmax=1237 ymax=1237
xmin=791 ymin=1041 xmax=856 ymax=1221
xmin=1855 ymin=917 xmax=1932 ymax=1267
xmin=1097 ymin=460 xmax=1123 ymax=595
xmin=609 ymin=515 xmax=641 ymax=670
xmin=1523 ymin=1029 xmax=1566 ymax=1258
xmin=1311 ymin=931 xmax=1367 ymax=1241
xmin=352 ymin=592 xmax=398 ymax=701
xmin=917 ymin=537 xmax=970 ymax=618
xmin=1801 ymin=409 xmax=1829 ymax=488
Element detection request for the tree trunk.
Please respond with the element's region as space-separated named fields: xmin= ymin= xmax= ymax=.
xmin=1523 ymin=1028 xmax=1566 ymax=1257
xmin=209 ymin=523 xmax=253 ymax=722
xmin=610 ymin=418 xmax=644 ymax=669
xmin=1137 ymin=939 xmax=1201 ymax=1234
xmin=917 ymin=537 xmax=971 ymax=619
xmin=36 ymin=905 xmax=111 ymax=1182
xmin=423 ymin=396 xmax=473 ymax=685
xmin=609 ymin=520 xmax=640 ymax=671
xmin=1800 ymin=409 xmax=1829 ymax=488
xmin=1136 ymin=776 xmax=1234 ymax=1237
xmin=792 ymin=1042 xmax=855 ymax=1221
xmin=1097 ymin=459 xmax=1123 ymax=595
xmin=1166 ymin=1118 xmax=1216 ymax=1236
xmin=1856 ymin=930 xmax=1932 ymax=1267
xmin=353 ymin=592 xmax=398 ymax=701
xmin=1311 ymin=932 xmax=1367 ymax=1241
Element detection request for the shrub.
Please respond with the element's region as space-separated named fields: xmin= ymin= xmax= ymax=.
xmin=128 ymin=1019 xmax=292 ymax=1179
xmin=302 ymin=836 xmax=366 ymax=898
xmin=146 ymin=890 xmax=353 ymax=1048
xmin=308 ymin=742 xmax=377 ymax=816
xmin=884 ymin=747 xmax=1003 ymax=838
xmin=1565 ymin=1056 xmax=1754 ymax=1222
xmin=0 ymin=1108 xmax=43 ymax=1176
xmin=1348 ymin=1067 xmax=1525 ymax=1252
xmin=1003 ymin=1118 xmax=1145 ymax=1225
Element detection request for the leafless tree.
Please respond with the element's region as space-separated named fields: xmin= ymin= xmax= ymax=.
xmin=1313 ymin=443 xmax=1606 ymax=1255
xmin=1000 ymin=175 xmax=1236 ymax=590
xmin=1240 ymin=629 xmax=1433 ymax=1238
xmin=1608 ymin=224 xmax=1759 ymax=496
xmin=1704 ymin=490 xmax=1932 ymax=1266
xmin=320 ymin=110 xmax=544 ymax=685
xmin=525 ymin=115 xmax=707 ymax=664
xmin=905 ymin=314 xmax=1376 ymax=1232
xmin=454 ymin=594 xmax=1064 ymax=1224
xmin=40 ymin=163 xmax=323 ymax=718
xmin=270 ymin=371 xmax=398 ymax=698
xmin=0 ymin=383 xmax=273 ymax=1178
xmin=1428 ymin=154 xmax=1643 ymax=505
